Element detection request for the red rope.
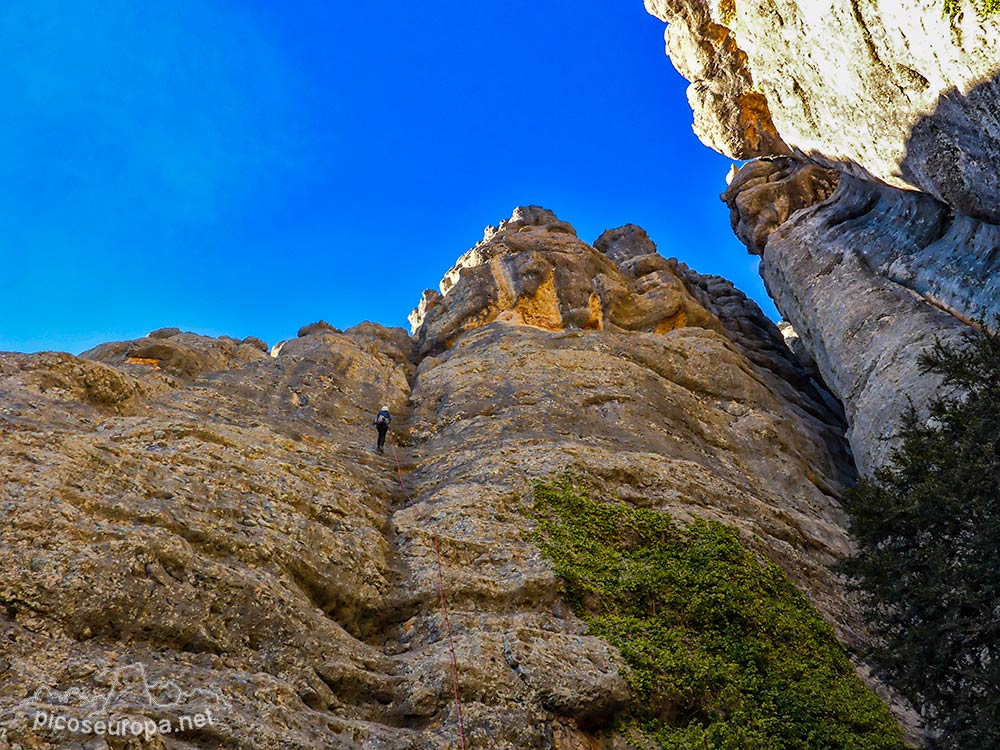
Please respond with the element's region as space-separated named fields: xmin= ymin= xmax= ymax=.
xmin=390 ymin=442 xmax=468 ymax=750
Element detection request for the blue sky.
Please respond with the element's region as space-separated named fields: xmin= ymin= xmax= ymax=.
xmin=1 ymin=1 xmax=772 ymax=354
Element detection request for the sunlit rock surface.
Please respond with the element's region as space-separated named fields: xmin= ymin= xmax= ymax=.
xmin=1 ymin=209 xmax=918 ymax=748
xmin=644 ymin=0 xmax=1000 ymax=221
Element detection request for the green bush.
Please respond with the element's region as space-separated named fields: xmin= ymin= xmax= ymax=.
xmin=842 ymin=327 xmax=1000 ymax=749
xmin=530 ymin=475 xmax=904 ymax=749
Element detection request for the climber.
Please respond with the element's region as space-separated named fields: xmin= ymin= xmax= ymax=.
xmin=373 ymin=405 xmax=391 ymax=454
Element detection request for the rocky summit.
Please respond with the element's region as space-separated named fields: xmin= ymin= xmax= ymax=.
xmin=0 ymin=208 xmax=916 ymax=748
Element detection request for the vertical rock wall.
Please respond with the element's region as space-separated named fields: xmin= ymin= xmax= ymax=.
xmin=1 ymin=208 xmax=917 ymax=748
xmin=644 ymin=0 xmax=1000 ymax=221
xmin=643 ymin=0 xmax=1000 ymax=471
xmin=721 ymin=158 xmax=994 ymax=471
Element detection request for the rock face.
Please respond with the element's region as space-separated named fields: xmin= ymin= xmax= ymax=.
xmin=644 ymin=0 xmax=1000 ymax=221
xmin=0 ymin=209 xmax=914 ymax=748
xmin=644 ymin=0 xmax=1000 ymax=471
xmin=722 ymin=157 xmax=995 ymax=472
xmin=409 ymin=207 xmax=722 ymax=354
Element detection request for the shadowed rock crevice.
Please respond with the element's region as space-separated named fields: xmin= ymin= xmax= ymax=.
xmin=900 ymin=74 xmax=1000 ymax=223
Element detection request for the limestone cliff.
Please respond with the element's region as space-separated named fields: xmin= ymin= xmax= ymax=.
xmin=721 ymin=158 xmax=989 ymax=472
xmin=644 ymin=0 xmax=1000 ymax=220
xmin=643 ymin=0 xmax=1000 ymax=472
xmin=0 ymin=209 xmax=912 ymax=748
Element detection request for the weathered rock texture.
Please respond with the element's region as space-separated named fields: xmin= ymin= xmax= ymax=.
xmin=0 ymin=209 xmax=914 ymax=747
xmin=645 ymin=0 xmax=1000 ymax=472
xmin=409 ymin=207 xmax=722 ymax=353
xmin=644 ymin=0 xmax=1000 ymax=221
xmin=722 ymin=157 xmax=999 ymax=471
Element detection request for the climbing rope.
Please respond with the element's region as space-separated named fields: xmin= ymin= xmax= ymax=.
xmin=389 ymin=441 xmax=468 ymax=750
xmin=380 ymin=364 xmax=393 ymax=406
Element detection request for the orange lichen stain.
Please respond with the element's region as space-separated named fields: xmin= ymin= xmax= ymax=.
xmin=655 ymin=312 xmax=688 ymax=334
xmin=124 ymin=357 xmax=161 ymax=369
xmin=515 ymin=273 xmax=563 ymax=331
xmin=583 ymin=292 xmax=604 ymax=331
xmin=737 ymin=91 xmax=784 ymax=153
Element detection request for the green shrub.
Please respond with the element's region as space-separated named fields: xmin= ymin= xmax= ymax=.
xmin=842 ymin=327 xmax=1000 ymax=750
xmin=530 ymin=475 xmax=904 ymax=749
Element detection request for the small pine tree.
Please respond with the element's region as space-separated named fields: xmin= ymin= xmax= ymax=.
xmin=842 ymin=325 xmax=1000 ymax=750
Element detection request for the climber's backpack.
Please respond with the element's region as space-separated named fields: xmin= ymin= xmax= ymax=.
xmin=376 ymin=412 xmax=390 ymax=426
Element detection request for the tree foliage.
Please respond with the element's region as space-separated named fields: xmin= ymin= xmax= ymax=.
xmin=842 ymin=326 xmax=1000 ymax=749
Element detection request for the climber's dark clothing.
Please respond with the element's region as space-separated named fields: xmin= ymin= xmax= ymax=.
xmin=373 ymin=409 xmax=391 ymax=453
